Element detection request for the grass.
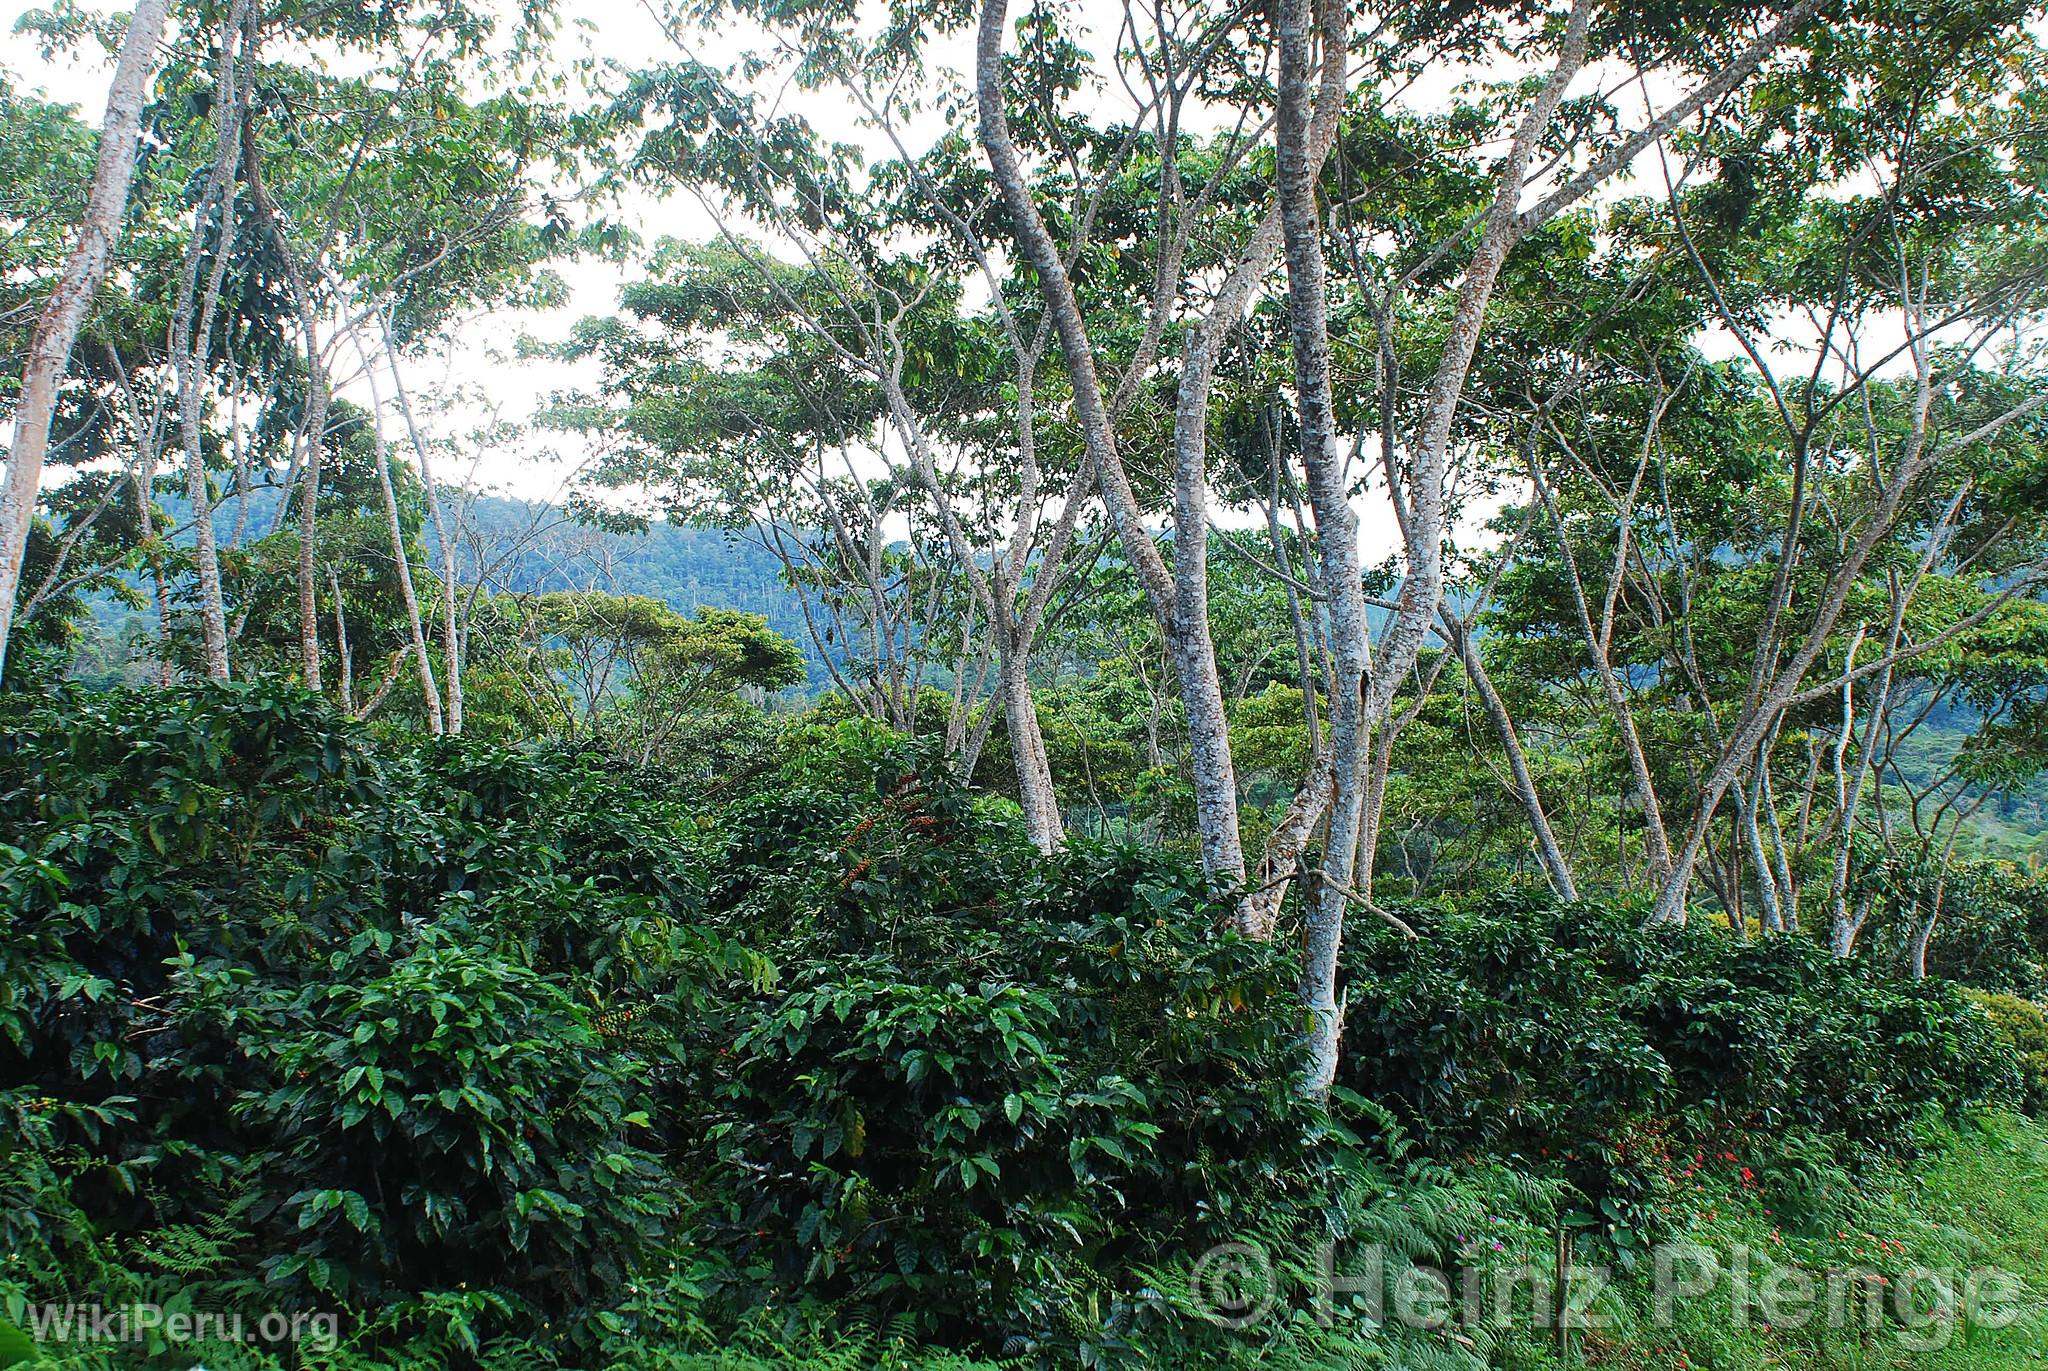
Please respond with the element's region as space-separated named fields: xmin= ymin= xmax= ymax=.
xmin=1515 ymin=1113 xmax=2048 ymax=1371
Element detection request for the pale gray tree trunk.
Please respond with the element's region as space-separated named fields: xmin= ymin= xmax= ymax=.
xmin=243 ymin=117 xmax=328 ymax=691
xmin=1273 ymin=0 xmax=1361 ymax=1095
xmin=1293 ymin=0 xmax=1595 ymax=1094
xmin=362 ymin=375 xmax=443 ymax=734
xmin=1828 ymin=611 xmax=1900 ymax=955
xmin=1758 ymin=737 xmax=1797 ymax=924
xmin=0 ymin=0 xmax=173 ymax=680
xmin=1906 ymin=901 xmax=1933 ymax=980
xmin=975 ymin=0 xmax=1243 ymax=881
xmin=1832 ymin=891 xmax=1872 ymax=958
xmin=1646 ymin=404 xmax=2029 ymax=925
xmin=1732 ymin=763 xmax=1782 ymax=933
xmin=171 ymin=0 xmax=254 ymax=681
xmin=329 ymin=567 xmax=354 ymax=714
xmin=996 ymin=623 xmax=1061 ymax=850
xmin=1525 ymin=442 xmax=1675 ymax=882
xmin=1446 ymin=614 xmax=1578 ymax=900
xmin=381 ymin=318 xmax=464 ymax=732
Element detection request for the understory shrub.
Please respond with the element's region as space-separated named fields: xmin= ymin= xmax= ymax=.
xmin=668 ymin=732 xmax=1331 ymax=1351
xmin=0 ymin=684 xmax=2031 ymax=1368
xmin=1339 ymin=893 xmax=2020 ymax=1227
xmin=1967 ymin=989 xmax=2048 ymax=1113
xmin=0 ymin=683 xmax=713 ymax=1327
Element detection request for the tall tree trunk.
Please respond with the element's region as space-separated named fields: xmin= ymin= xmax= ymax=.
xmin=1447 ymin=615 xmax=1578 ymax=900
xmin=1287 ymin=0 xmax=1596 ymax=1095
xmin=0 ymin=0 xmax=173 ymax=680
xmin=1829 ymin=614 xmax=1899 ymax=955
xmin=359 ymin=336 xmax=443 ymax=731
xmin=371 ymin=436 xmax=444 ymax=733
xmin=975 ymin=0 xmax=1243 ymax=884
xmin=329 ymin=568 xmax=354 ymax=715
xmin=1525 ymin=446 xmax=1675 ymax=883
xmin=243 ymin=117 xmax=328 ymax=691
xmin=172 ymin=0 xmax=254 ymax=682
xmin=1732 ymin=765 xmax=1782 ymax=933
xmin=381 ymin=318 xmax=463 ymax=731
xmin=1272 ymin=0 xmax=1358 ymax=1096
xmin=996 ymin=628 xmax=1061 ymax=852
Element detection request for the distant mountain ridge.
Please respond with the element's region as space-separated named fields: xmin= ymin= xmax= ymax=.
xmin=125 ymin=487 xmax=821 ymax=677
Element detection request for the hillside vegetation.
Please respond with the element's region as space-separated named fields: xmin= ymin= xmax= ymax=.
xmin=6 ymin=0 xmax=2048 ymax=1367
xmin=4 ymin=684 xmax=2046 ymax=1369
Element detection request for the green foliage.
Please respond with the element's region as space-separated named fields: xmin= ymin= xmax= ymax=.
xmin=0 ymin=682 xmax=711 ymax=1328
xmin=1966 ymin=990 xmax=2048 ymax=1114
xmin=1874 ymin=860 xmax=2048 ymax=993
xmin=1 ymin=685 xmax=2034 ymax=1370
xmin=1340 ymin=894 xmax=2020 ymax=1234
xmin=182 ymin=923 xmax=676 ymax=1307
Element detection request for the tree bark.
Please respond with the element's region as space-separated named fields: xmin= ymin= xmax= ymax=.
xmin=1525 ymin=436 xmax=1675 ymax=882
xmin=171 ymin=0 xmax=255 ymax=682
xmin=1446 ymin=614 xmax=1578 ymax=900
xmin=1906 ymin=901 xmax=1933 ymax=980
xmin=1646 ymin=404 xmax=1992 ymax=925
xmin=381 ymin=317 xmax=464 ymax=731
xmin=996 ymin=622 xmax=1062 ymax=850
xmin=0 ymin=0 xmax=173 ymax=680
xmin=243 ymin=116 xmax=329 ymax=691
xmin=363 ymin=382 xmax=444 ymax=733
xmin=329 ymin=567 xmax=354 ymax=714
xmin=975 ymin=0 xmax=1243 ymax=882
xmin=1272 ymin=0 xmax=1359 ymax=1095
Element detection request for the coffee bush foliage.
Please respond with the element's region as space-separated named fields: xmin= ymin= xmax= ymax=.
xmin=1967 ymin=989 xmax=2048 ymax=1113
xmin=0 ymin=683 xmax=2026 ymax=1363
xmin=1340 ymin=893 xmax=2018 ymax=1228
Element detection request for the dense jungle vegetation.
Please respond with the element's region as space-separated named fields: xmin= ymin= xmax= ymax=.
xmin=6 ymin=0 xmax=2048 ymax=1367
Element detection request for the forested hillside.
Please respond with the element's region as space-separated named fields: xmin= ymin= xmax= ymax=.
xmin=67 ymin=489 xmax=819 ymax=687
xmin=6 ymin=0 xmax=2048 ymax=1367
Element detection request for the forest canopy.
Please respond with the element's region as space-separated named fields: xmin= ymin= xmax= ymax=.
xmin=5 ymin=0 xmax=2048 ymax=1366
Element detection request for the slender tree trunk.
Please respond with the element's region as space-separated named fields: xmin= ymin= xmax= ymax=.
xmin=172 ymin=0 xmax=254 ymax=681
xmin=1358 ymin=727 xmax=1393 ymax=903
xmin=370 ymin=436 xmax=443 ymax=733
xmin=1272 ymin=0 xmax=1358 ymax=1095
xmin=1832 ymin=890 xmax=1871 ymax=958
xmin=1906 ymin=900 xmax=1933 ymax=980
xmin=329 ymin=568 xmax=354 ymax=714
xmin=133 ymin=453 xmax=174 ymax=686
xmin=381 ymin=318 xmax=464 ymax=731
xmin=1241 ymin=748 xmax=1333 ymax=938
xmin=1526 ymin=448 xmax=1675 ymax=883
xmin=1758 ymin=740 xmax=1797 ymax=925
xmin=1447 ymin=615 xmax=1578 ymax=900
xmin=1830 ymin=615 xmax=1899 ymax=954
xmin=359 ymin=335 xmax=442 ymax=731
xmin=0 ymin=0 xmax=173 ymax=680
xmin=975 ymin=0 xmax=1243 ymax=884
xmin=1292 ymin=0 xmax=1595 ymax=1094
xmin=243 ymin=117 xmax=328 ymax=691
xmin=1733 ymin=767 xmax=1782 ymax=933
xmin=997 ymin=633 xmax=1061 ymax=852
xmin=1267 ymin=449 xmax=1321 ymax=743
